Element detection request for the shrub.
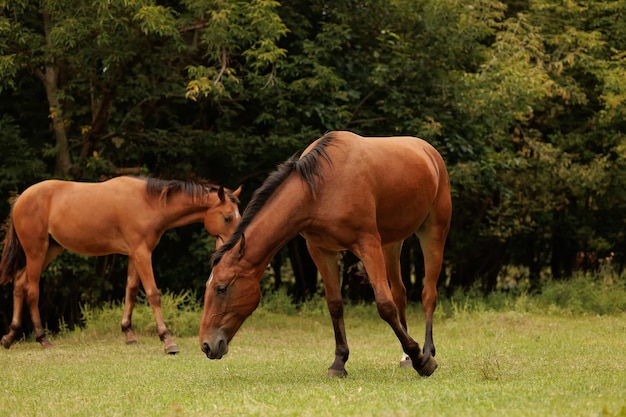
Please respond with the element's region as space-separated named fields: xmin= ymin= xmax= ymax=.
xmin=74 ymin=270 xmax=626 ymax=340
xmin=81 ymin=290 xmax=201 ymax=338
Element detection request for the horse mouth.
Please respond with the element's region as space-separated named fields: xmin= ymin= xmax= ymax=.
xmin=201 ymin=340 xmax=228 ymax=360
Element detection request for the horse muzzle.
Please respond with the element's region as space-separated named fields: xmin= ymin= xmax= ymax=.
xmin=201 ymin=337 xmax=229 ymax=360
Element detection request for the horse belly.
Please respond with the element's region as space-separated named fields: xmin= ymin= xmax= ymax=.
xmin=48 ymin=223 xmax=129 ymax=256
xmin=300 ymin=230 xmax=347 ymax=253
xmin=48 ymin=203 xmax=129 ymax=256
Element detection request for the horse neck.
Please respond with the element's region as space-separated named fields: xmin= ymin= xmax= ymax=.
xmin=233 ymin=179 xmax=311 ymax=279
xmin=158 ymin=192 xmax=217 ymax=229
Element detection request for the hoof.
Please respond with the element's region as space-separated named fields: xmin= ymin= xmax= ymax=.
xmin=399 ymin=358 xmax=413 ymax=369
xmin=126 ymin=339 xmax=138 ymax=345
xmin=1 ymin=336 xmax=11 ymax=349
xmin=39 ymin=337 xmax=53 ymax=349
xmin=164 ymin=344 xmax=180 ymax=354
xmin=327 ymin=368 xmax=348 ymax=378
xmin=416 ymin=355 xmax=438 ymax=377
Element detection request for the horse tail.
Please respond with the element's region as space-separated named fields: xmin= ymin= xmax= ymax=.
xmin=0 ymin=209 xmax=25 ymax=285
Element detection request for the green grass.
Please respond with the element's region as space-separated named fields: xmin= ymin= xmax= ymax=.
xmin=1 ymin=303 xmax=626 ymax=417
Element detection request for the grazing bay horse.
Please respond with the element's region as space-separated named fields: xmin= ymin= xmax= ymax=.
xmin=0 ymin=176 xmax=241 ymax=353
xmin=200 ymin=131 xmax=451 ymax=377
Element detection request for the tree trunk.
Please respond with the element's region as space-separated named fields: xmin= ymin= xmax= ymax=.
xmin=37 ymin=11 xmax=72 ymax=178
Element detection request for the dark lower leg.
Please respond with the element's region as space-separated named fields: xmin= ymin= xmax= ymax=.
xmin=146 ymin=291 xmax=178 ymax=353
xmin=121 ymin=270 xmax=140 ymax=344
xmin=1 ymin=324 xmax=21 ymax=348
xmin=421 ymin=282 xmax=438 ymax=358
xmin=26 ymin=280 xmax=51 ymax=349
xmin=2 ymin=271 xmax=26 ymax=348
xmin=377 ymin=299 xmax=437 ymax=375
xmin=423 ymin=320 xmax=435 ymax=357
xmin=121 ymin=322 xmax=138 ymax=344
xmin=327 ymin=299 xmax=349 ymax=377
xmin=306 ymin=245 xmax=347 ymax=377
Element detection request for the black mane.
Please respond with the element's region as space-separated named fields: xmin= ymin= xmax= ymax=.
xmin=211 ymin=132 xmax=336 ymax=266
xmin=144 ymin=177 xmax=238 ymax=203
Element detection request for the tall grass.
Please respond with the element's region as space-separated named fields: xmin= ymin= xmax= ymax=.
xmin=439 ymin=272 xmax=626 ymax=319
xmin=73 ymin=271 xmax=626 ymax=339
xmin=79 ymin=290 xmax=201 ymax=338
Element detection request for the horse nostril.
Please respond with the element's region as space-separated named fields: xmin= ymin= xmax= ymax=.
xmin=202 ymin=342 xmax=210 ymax=355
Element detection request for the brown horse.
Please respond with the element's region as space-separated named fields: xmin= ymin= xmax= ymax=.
xmin=0 ymin=176 xmax=241 ymax=353
xmin=199 ymin=131 xmax=451 ymax=377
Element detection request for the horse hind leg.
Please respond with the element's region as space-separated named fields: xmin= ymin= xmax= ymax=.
xmin=416 ymin=222 xmax=449 ymax=374
xmin=382 ymin=242 xmax=412 ymax=369
xmin=23 ymin=243 xmax=64 ymax=349
xmin=2 ymin=242 xmax=63 ymax=349
xmin=357 ymin=237 xmax=435 ymax=376
xmin=1 ymin=269 xmax=27 ymax=348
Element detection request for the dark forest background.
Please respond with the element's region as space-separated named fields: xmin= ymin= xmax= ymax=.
xmin=2 ymin=0 xmax=626 ymax=332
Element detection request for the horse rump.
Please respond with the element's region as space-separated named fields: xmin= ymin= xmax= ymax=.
xmin=0 ymin=212 xmax=25 ymax=284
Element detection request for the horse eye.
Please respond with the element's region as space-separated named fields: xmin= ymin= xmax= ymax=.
xmin=224 ymin=216 xmax=232 ymax=224
xmin=216 ymin=284 xmax=228 ymax=295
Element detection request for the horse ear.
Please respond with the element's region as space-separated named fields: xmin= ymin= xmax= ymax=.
xmin=218 ymin=185 xmax=225 ymax=202
xmin=232 ymin=185 xmax=242 ymax=197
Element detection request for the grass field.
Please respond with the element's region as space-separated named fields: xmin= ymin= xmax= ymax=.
xmin=1 ymin=300 xmax=625 ymax=417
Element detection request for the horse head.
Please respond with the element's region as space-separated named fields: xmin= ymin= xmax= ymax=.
xmin=199 ymin=248 xmax=260 ymax=359
xmin=204 ymin=186 xmax=241 ymax=249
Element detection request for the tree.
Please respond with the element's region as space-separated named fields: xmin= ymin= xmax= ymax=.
xmin=448 ymin=0 xmax=626 ymax=290
xmin=0 ymin=0 xmax=289 ymax=330
xmin=2 ymin=0 xmax=626 ymax=326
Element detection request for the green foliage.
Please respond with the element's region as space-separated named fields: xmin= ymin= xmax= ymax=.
xmin=78 ymin=269 xmax=626 ymax=342
xmin=43 ymin=252 xmax=112 ymax=306
xmin=185 ymin=0 xmax=287 ymax=100
xmin=536 ymin=273 xmax=626 ymax=315
xmin=258 ymin=287 xmax=299 ymax=316
xmin=151 ymin=228 xmax=217 ymax=294
xmin=81 ymin=290 xmax=201 ymax=337
xmin=438 ymin=268 xmax=626 ymax=318
xmin=0 ymin=114 xmax=47 ymax=194
xmin=133 ymin=5 xmax=181 ymax=38
xmin=2 ymin=0 xmax=626 ymax=324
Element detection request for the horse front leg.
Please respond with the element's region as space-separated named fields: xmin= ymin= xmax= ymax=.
xmin=121 ymin=259 xmax=140 ymax=344
xmin=357 ymin=238 xmax=436 ymax=377
xmin=131 ymin=249 xmax=179 ymax=354
xmin=307 ymin=244 xmax=348 ymax=377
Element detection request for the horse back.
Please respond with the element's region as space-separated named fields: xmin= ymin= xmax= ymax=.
xmin=15 ymin=178 xmax=146 ymax=222
xmin=304 ymin=131 xmax=451 ymax=245
xmin=11 ymin=177 xmax=150 ymax=255
xmin=312 ymin=131 xmax=448 ymax=203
